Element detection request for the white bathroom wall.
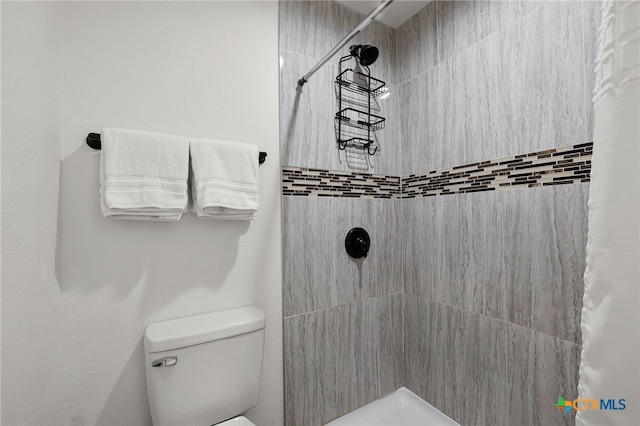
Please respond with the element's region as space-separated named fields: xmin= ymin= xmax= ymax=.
xmin=2 ymin=1 xmax=282 ymax=425
xmin=57 ymin=2 xmax=282 ymax=424
xmin=1 ymin=2 xmax=63 ymax=424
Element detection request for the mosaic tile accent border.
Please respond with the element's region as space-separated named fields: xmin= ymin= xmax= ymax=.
xmin=402 ymin=143 xmax=592 ymax=198
xmin=282 ymin=167 xmax=401 ymax=198
xmin=282 ymin=143 xmax=592 ymax=198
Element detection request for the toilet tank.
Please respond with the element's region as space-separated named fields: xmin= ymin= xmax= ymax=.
xmin=144 ymin=306 xmax=265 ymax=426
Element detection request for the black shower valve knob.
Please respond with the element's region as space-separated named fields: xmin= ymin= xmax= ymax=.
xmin=345 ymin=227 xmax=370 ymax=259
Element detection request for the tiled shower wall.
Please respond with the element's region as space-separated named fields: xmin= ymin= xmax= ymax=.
xmin=399 ymin=1 xmax=598 ymax=425
xmin=281 ymin=1 xmax=600 ymax=425
xmin=280 ymin=1 xmax=404 ymax=425
xmin=279 ymin=0 xmax=401 ymax=175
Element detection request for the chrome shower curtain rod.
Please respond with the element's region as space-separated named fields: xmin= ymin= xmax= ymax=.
xmin=298 ymin=0 xmax=394 ymax=86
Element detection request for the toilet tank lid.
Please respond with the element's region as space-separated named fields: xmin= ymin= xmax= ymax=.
xmin=144 ymin=306 xmax=265 ymax=353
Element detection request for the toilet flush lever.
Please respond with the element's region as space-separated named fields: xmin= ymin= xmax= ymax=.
xmin=152 ymin=356 xmax=178 ymax=367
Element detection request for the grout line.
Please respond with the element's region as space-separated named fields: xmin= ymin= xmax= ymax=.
xmin=579 ymin=0 xmax=592 ymax=147
xmin=434 ymin=0 xmax=439 ymax=75
xmin=333 ymin=297 xmax=339 ymax=422
xmin=406 ymin=291 xmax=582 ymax=346
xmin=401 ymin=291 xmax=405 ymax=388
xmin=500 ymin=188 xmax=510 ymax=425
xmin=284 ymin=291 xmax=405 ymax=321
xmin=397 ymin=0 xmax=547 ymax=88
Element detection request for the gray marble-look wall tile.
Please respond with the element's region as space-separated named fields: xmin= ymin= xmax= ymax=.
xmin=279 ymin=0 xmax=316 ymax=57
xmin=395 ymin=1 xmax=437 ymax=85
xmin=495 ymin=1 xmax=586 ymax=156
xmin=371 ymin=199 xmax=403 ymax=297
xmin=336 ymin=298 xmax=380 ymax=417
xmin=433 ymin=0 xmax=452 ymax=62
xmin=418 ymin=34 xmax=502 ymax=171
xmin=283 ymin=197 xmax=338 ymax=316
xmin=436 ymin=57 xmax=466 ymax=170
xmin=404 ymin=294 xmax=448 ymax=413
xmin=507 ymin=324 xmax=580 ymax=426
xmin=504 ymin=1 xmax=547 ymax=23
xmin=467 ymin=191 xmax=506 ymax=320
xmin=445 ymin=306 xmax=508 ymax=426
xmin=400 ymin=67 xmax=445 ymax=175
xmin=454 ymin=32 xmax=501 ymax=165
xmin=435 ymin=1 xmax=544 ymax=64
xmin=401 ymin=198 xmax=421 ymax=297
xmin=334 ymin=198 xmax=403 ymax=305
xmin=369 ymin=82 xmax=402 ymax=176
xmin=436 ymin=0 xmax=497 ymax=63
xmin=581 ymin=0 xmax=601 ymax=143
xmin=284 ymin=196 xmax=403 ymax=316
xmin=284 ymin=309 xmax=338 ymax=426
xmin=434 ymin=194 xmax=461 ymax=307
xmin=279 ymin=0 xmax=326 ymax=58
xmin=502 ymin=184 xmax=588 ymax=344
xmin=334 ymin=198 xmax=377 ymax=305
xmin=378 ymin=292 xmax=405 ymax=397
xmin=398 ymin=76 xmax=424 ymax=176
xmin=279 ymin=0 xmax=360 ymax=61
xmin=435 ymin=191 xmax=505 ymax=320
xmin=402 ymin=196 xmax=443 ymax=300
xmin=403 ymin=1 xmax=585 ymax=171
xmin=280 ymin=49 xmax=338 ymax=171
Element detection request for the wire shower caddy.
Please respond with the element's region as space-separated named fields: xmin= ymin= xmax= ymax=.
xmin=335 ymin=55 xmax=386 ymax=155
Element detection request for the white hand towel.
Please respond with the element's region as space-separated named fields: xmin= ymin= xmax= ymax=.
xmin=189 ymin=138 xmax=259 ymax=220
xmin=100 ymin=128 xmax=190 ymax=220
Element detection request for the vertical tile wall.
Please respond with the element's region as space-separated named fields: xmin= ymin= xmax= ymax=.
xmin=403 ymin=186 xmax=588 ymax=426
xmin=400 ymin=2 xmax=598 ymax=426
xmin=281 ymin=1 xmax=600 ymax=425
xmin=280 ymin=2 xmax=403 ymax=425
xmin=279 ymin=0 xmax=401 ymax=175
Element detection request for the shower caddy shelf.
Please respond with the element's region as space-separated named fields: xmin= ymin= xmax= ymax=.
xmin=336 ymin=108 xmax=386 ymax=132
xmin=335 ymin=68 xmax=387 ymax=98
xmin=335 ymin=56 xmax=386 ymax=155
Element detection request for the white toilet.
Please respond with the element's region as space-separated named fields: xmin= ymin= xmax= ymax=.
xmin=144 ymin=306 xmax=265 ymax=426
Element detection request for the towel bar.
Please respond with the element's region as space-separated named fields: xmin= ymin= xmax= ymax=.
xmin=86 ymin=133 xmax=267 ymax=165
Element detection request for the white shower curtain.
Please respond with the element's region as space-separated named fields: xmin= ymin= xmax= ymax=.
xmin=577 ymin=1 xmax=640 ymax=425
